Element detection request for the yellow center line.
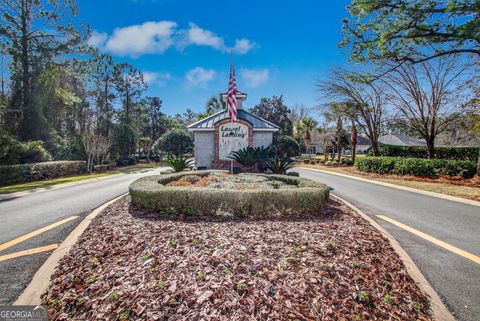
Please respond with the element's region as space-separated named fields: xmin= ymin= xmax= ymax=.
xmin=376 ymin=215 xmax=480 ymax=265
xmin=0 ymin=244 xmax=59 ymax=262
xmin=0 ymin=216 xmax=79 ymax=252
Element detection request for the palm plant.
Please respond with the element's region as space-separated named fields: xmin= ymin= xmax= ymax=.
xmin=265 ymin=158 xmax=295 ymax=174
xmin=229 ymin=146 xmax=273 ymax=171
xmin=165 ymin=155 xmax=194 ymax=172
xmin=297 ymin=117 xmax=318 ymax=159
xmin=228 ymin=146 xmax=258 ymax=168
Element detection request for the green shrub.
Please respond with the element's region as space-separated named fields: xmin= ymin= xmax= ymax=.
xmin=0 ymin=161 xmax=87 ymax=185
xmin=129 ymin=171 xmax=329 ymax=217
xmin=94 ymin=164 xmax=109 ymax=173
xmin=153 ymin=129 xmax=193 ymax=156
xmin=265 ymin=158 xmax=295 ymax=174
xmin=116 ymin=157 xmax=137 ymax=167
xmin=272 ymin=135 xmax=300 ymax=158
xmin=369 ymin=144 xmax=478 ymax=161
xmin=0 ymin=133 xmax=52 ymax=165
xmin=355 ymin=157 xmax=476 ymax=178
xmin=165 ymin=155 xmax=193 ymax=172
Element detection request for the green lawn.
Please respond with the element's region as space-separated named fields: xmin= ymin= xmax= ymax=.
xmin=0 ymin=163 xmax=162 ymax=194
xmin=0 ymin=172 xmax=116 ymax=194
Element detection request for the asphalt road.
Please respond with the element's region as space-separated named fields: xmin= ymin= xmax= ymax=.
xmin=0 ymin=168 xmax=167 ymax=304
xmin=294 ymin=168 xmax=479 ymax=321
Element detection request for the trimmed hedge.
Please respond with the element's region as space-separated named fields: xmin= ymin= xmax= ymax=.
xmin=0 ymin=161 xmax=87 ymax=185
xmin=355 ymin=157 xmax=476 ymax=178
xmin=129 ymin=171 xmax=330 ymax=217
xmin=369 ymin=144 xmax=478 ymax=161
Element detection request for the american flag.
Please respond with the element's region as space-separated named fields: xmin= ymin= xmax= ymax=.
xmin=227 ymin=64 xmax=237 ymax=122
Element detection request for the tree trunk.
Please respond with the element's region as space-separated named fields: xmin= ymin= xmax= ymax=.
xmin=350 ymin=119 xmax=357 ymax=163
xmin=426 ymin=136 xmax=435 ymax=159
xmin=477 ymin=147 xmax=480 ymax=176
xmin=370 ymin=141 xmax=379 ymax=156
xmin=336 ymin=118 xmax=342 ymax=162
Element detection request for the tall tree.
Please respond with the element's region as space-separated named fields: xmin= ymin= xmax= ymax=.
xmin=318 ymin=69 xmax=386 ymax=156
xmin=89 ymin=51 xmax=116 ymax=137
xmin=382 ymin=57 xmax=469 ymax=158
xmin=113 ymin=62 xmax=147 ymax=123
xmin=340 ymin=0 xmax=480 ymax=67
xmin=0 ymin=0 xmax=81 ymax=141
xmin=250 ymin=95 xmax=293 ymax=136
xmin=297 ymin=117 xmax=318 ymax=159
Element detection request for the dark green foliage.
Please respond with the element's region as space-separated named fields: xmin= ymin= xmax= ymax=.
xmin=228 ymin=146 xmax=273 ymax=168
xmin=153 ymin=129 xmax=193 ymax=157
xmin=266 ymin=158 xmax=295 ymax=174
xmin=249 ymin=96 xmax=292 ymax=135
xmin=356 ymin=157 xmax=476 ymax=178
xmin=0 ymin=161 xmax=86 ymax=185
xmin=112 ymin=123 xmax=137 ymax=159
xmin=116 ymin=157 xmax=137 ymax=167
xmin=0 ymin=133 xmax=52 ymax=165
xmin=369 ymin=144 xmax=478 ymax=161
xmin=272 ymin=135 xmax=300 ymax=158
xmin=129 ymin=171 xmax=329 ymax=217
xmin=94 ymin=165 xmax=109 ymax=173
xmin=165 ymin=155 xmax=194 ymax=172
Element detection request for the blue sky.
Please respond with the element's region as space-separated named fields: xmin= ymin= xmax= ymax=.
xmin=79 ymin=0 xmax=352 ymax=115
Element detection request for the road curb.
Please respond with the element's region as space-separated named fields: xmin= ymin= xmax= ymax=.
xmin=14 ymin=193 xmax=128 ymax=305
xmin=331 ymin=194 xmax=455 ymax=321
xmin=0 ymin=173 xmax=124 ymax=201
xmin=297 ymin=167 xmax=480 ymax=207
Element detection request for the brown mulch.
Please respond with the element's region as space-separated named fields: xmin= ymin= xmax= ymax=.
xmin=42 ymin=197 xmax=432 ymax=321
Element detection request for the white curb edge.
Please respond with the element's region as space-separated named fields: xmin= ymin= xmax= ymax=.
xmin=297 ymin=167 xmax=480 ymax=207
xmin=331 ymin=194 xmax=455 ymax=321
xmin=14 ymin=193 xmax=128 ymax=305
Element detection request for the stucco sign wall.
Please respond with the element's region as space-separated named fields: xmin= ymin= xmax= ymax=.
xmin=218 ymin=123 xmax=249 ymax=160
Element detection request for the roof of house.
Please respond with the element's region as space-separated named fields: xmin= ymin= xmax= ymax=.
xmin=379 ymin=133 xmax=425 ymax=146
xmin=357 ymin=136 xmax=371 ymax=145
xmin=187 ymin=109 xmax=279 ymax=131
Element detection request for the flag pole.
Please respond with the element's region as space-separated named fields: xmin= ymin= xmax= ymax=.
xmin=230 ymin=50 xmax=234 ymax=174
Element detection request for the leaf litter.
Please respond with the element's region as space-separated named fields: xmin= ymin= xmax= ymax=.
xmin=42 ymin=196 xmax=432 ymax=320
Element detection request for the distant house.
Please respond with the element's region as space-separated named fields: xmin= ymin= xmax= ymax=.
xmin=379 ymin=133 xmax=425 ymax=146
xmin=355 ymin=136 xmax=371 ymax=154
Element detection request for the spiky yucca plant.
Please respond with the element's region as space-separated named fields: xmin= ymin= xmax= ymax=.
xmin=165 ymin=155 xmax=194 ymax=172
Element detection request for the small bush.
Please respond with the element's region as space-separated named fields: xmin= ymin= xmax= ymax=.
xmin=265 ymin=158 xmax=295 ymax=174
xmin=0 ymin=161 xmax=87 ymax=185
xmin=355 ymin=157 xmax=476 ymax=178
xmin=94 ymin=164 xmax=109 ymax=173
xmin=129 ymin=171 xmax=329 ymax=217
xmin=165 ymin=155 xmax=193 ymax=172
xmin=370 ymin=144 xmax=478 ymax=161
xmin=117 ymin=157 xmax=137 ymax=167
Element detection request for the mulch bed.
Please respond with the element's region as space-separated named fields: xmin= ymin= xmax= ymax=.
xmin=42 ymin=196 xmax=432 ymax=320
xmin=331 ymin=165 xmax=480 ymax=188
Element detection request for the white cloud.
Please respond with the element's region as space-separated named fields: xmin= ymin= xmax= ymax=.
xmin=240 ymin=68 xmax=269 ymax=88
xmin=185 ymin=67 xmax=216 ymax=87
xmin=104 ymin=21 xmax=177 ymax=57
xmin=183 ymin=23 xmax=224 ymax=50
xmin=232 ymin=39 xmax=255 ymax=55
xmin=90 ymin=21 xmax=256 ymax=57
xmin=87 ymin=31 xmax=108 ymax=48
xmin=143 ymin=71 xmax=172 ymax=87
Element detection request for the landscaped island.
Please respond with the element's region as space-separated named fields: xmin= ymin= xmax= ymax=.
xmin=42 ymin=172 xmax=432 ymax=320
xmin=129 ymin=171 xmax=329 ymax=217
